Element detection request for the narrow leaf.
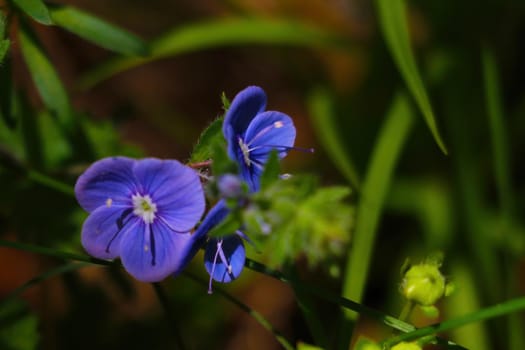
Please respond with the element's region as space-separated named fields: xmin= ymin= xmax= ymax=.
xmin=342 ymin=92 xmax=414 ymax=319
xmin=50 ymin=6 xmax=147 ymax=56
xmin=80 ymin=17 xmax=352 ymax=88
xmin=11 ymin=0 xmax=52 ymax=25
xmin=18 ymin=27 xmax=73 ymax=131
xmin=0 ymin=40 xmax=9 ymax=63
xmin=482 ymin=47 xmax=513 ymax=216
xmin=376 ymin=0 xmax=447 ymax=154
xmin=0 ymin=55 xmax=16 ymax=128
xmin=190 ymin=117 xmax=223 ymax=163
xmin=308 ymin=87 xmax=360 ymax=189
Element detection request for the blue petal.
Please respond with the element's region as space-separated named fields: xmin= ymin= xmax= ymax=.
xmin=223 ymin=86 xmax=267 ymax=159
xmin=75 ymin=157 xmax=138 ymax=212
xmin=81 ymin=204 xmax=138 ymax=260
xmin=120 ymin=219 xmax=199 ymax=282
xmin=204 ymin=235 xmax=245 ymax=283
xmin=193 ymin=199 xmax=230 ymax=239
xmin=132 ymin=158 xmax=205 ymax=232
xmin=244 ymin=111 xmax=296 ymax=160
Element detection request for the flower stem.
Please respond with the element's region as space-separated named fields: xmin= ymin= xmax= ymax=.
xmin=151 ymin=282 xmax=186 ymax=350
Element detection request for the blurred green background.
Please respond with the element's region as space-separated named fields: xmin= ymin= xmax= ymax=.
xmin=1 ymin=0 xmax=525 ymax=349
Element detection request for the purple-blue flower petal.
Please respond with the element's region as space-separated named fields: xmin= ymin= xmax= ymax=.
xmin=132 ymin=158 xmax=205 ymax=232
xmin=119 ymin=220 xmax=197 ymax=282
xmin=223 ymin=86 xmax=267 ymax=159
xmin=75 ymin=157 xmax=138 ymax=212
xmin=81 ymin=204 xmax=138 ymax=260
xmin=204 ymin=235 xmax=245 ymax=283
xmin=193 ymin=199 xmax=230 ymax=239
xmin=244 ymin=111 xmax=296 ymax=160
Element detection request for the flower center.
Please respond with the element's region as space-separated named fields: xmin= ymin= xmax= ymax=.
xmin=238 ymin=138 xmax=252 ymax=166
xmin=132 ymin=194 xmax=157 ymax=224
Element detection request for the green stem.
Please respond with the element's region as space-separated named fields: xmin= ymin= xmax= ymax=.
xmin=0 ymin=262 xmax=90 ymax=306
xmin=383 ymin=296 xmax=525 ymax=347
xmin=27 ymin=170 xmax=75 ymax=196
xmin=184 ymin=272 xmax=296 ymax=350
xmin=0 ymin=239 xmax=111 ymax=265
xmin=398 ymin=301 xmax=415 ymax=324
xmin=152 ymin=283 xmax=186 ymax=350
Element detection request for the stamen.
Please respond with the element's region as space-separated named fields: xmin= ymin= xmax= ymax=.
xmin=248 ymin=145 xmax=314 ymax=153
xmin=208 ymin=240 xmax=222 ymax=294
xmin=246 ymin=121 xmax=286 ymax=147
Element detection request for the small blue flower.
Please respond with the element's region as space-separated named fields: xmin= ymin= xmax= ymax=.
xmin=223 ymin=86 xmax=296 ymax=192
xmin=75 ymin=157 xmax=205 ymax=282
xmin=192 ymin=200 xmax=246 ymax=292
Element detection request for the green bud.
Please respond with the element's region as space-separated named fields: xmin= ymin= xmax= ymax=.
xmin=391 ymin=341 xmax=422 ymax=350
xmin=401 ymin=262 xmax=445 ymax=306
xmin=354 ymin=338 xmax=381 ymax=350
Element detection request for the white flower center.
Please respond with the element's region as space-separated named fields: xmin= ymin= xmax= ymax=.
xmin=132 ymin=193 xmax=157 ymax=224
xmin=238 ymin=138 xmax=251 ymax=166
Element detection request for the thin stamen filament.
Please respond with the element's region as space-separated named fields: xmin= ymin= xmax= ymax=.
xmin=208 ymin=240 xmax=222 ymax=294
xmin=246 ymin=122 xmax=284 ymax=147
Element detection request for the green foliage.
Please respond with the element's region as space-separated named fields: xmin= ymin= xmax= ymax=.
xmin=375 ymin=0 xmax=447 ymax=154
xmin=49 ymin=6 xmax=148 ymax=56
xmin=342 ymin=92 xmax=414 ymax=318
xmin=190 ymin=117 xmax=224 ymax=163
xmin=80 ymin=17 xmax=353 ymax=88
xmin=18 ymin=27 xmax=73 ymax=132
xmin=308 ymin=87 xmax=360 ymax=189
xmin=0 ymin=301 xmax=39 ymax=350
xmin=246 ymin=174 xmax=353 ymax=269
xmin=11 ymin=0 xmax=52 ymax=25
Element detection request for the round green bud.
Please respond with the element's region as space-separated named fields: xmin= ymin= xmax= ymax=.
xmin=401 ymin=263 xmax=445 ymax=306
xmin=391 ymin=341 xmax=422 ymax=350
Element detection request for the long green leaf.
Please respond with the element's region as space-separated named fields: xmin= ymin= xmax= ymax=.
xmin=342 ymin=92 xmax=414 ymax=319
xmin=80 ymin=17 xmax=352 ymax=88
xmin=482 ymin=47 xmax=513 ymax=216
xmin=18 ymin=27 xmax=73 ymax=131
xmin=376 ymin=0 xmax=447 ymax=154
xmin=308 ymin=87 xmax=360 ymax=189
xmin=50 ymin=6 xmax=147 ymax=56
xmin=1 ymin=263 xmax=89 ymax=307
xmin=383 ymin=295 xmax=525 ymax=347
xmin=11 ymin=0 xmax=52 ymax=25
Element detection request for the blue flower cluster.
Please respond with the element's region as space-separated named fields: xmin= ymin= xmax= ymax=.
xmin=75 ymin=86 xmax=298 ymax=287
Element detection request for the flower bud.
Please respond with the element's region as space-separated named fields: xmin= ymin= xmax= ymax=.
xmin=391 ymin=341 xmax=422 ymax=350
xmin=217 ymin=174 xmax=244 ymax=199
xmin=401 ymin=262 xmax=445 ymax=306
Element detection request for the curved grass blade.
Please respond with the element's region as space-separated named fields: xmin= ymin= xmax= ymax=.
xmin=0 ymin=262 xmax=90 ymax=307
xmin=482 ymin=46 xmax=513 ymax=216
xmin=80 ymin=17 xmax=352 ymax=88
xmin=308 ymin=87 xmax=360 ymax=190
xmin=18 ymin=26 xmax=73 ymax=131
xmin=11 ymin=0 xmax=52 ymax=25
xmin=244 ymin=258 xmax=465 ymax=349
xmin=375 ymin=0 xmax=447 ymax=155
xmin=50 ymin=6 xmax=147 ymax=56
xmin=383 ymin=295 xmax=525 ymax=347
xmin=184 ymin=272 xmax=295 ymax=350
xmin=342 ymin=92 xmax=414 ymax=320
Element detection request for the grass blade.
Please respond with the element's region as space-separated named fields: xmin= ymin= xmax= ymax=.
xmin=80 ymin=17 xmax=352 ymax=88
xmin=50 ymin=6 xmax=147 ymax=56
xmin=308 ymin=87 xmax=360 ymax=190
xmin=375 ymin=0 xmax=447 ymax=154
xmin=342 ymin=92 xmax=414 ymax=319
xmin=383 ymin=295 xmax=525 ymax=346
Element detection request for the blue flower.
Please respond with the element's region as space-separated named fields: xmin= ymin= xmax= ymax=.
xmin=195 ymin=200 xmax=246 ymax=293
xmin=223 ymin=86 xmax=296 ymax=192
xmin=75 ymin=157 xmax=205 ymax=282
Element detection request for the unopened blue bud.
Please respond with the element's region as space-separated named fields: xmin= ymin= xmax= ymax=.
xmin=217 ymin=174 xmax=243 ymax=198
